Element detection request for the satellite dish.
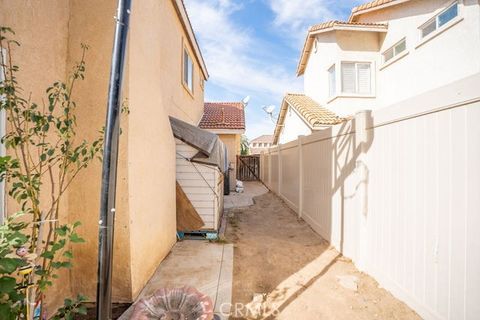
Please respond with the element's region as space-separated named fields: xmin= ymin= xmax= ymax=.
xmin=242 ymin=95 xmax=251 ymax=106
xmin=262 ymin=105 xmax=275 ymax=115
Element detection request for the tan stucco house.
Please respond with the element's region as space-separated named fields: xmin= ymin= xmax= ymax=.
xmin=249 ymin=135 xmax=274 ymax=154
xmin=1 ymin=0 xmax=208 ymax=310
xmin=276 ymin=0 xmax=480 ymax=144
xmin=199 ymin=102 xmax=245 ymax=191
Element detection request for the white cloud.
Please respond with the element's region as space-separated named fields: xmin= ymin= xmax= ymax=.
xmin=267 ymin=0 xmax=364 ymax=44
xmin=185 ymin=0 xmax=302 ymax=138
xmin=185 ymin=0 xmax=302 ymax=101
xmin=269 ymin=0 xmax=335 ymax=34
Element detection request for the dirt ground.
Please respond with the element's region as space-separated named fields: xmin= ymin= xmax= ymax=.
xmin=225 ymin=191 xmax=420 ymax=320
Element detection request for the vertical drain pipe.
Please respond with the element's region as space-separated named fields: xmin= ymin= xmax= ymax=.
xmin=96 ymin=0 xmax=132 ymax=318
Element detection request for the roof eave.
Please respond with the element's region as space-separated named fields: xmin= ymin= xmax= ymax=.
xmin=204 ymin=128 xmax=245 ymax=134
xmin=273 ymin=98 xmax=289 ymax=145
xmin=349 ymin=0 xmax=412 ymax=22
xmin=172 ymin=0 xmax=209 ymax=79
xmin=296 ymin=24 xmax=388 ymax=76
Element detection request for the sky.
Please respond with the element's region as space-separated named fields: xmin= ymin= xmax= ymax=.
xmin=184 ymin=0 xmax=364 ymax=140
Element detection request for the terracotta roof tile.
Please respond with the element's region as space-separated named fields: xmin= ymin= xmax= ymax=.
xmin=309 ymin=20 xmax=387 ymax=32
xmin=352 ymin=0 xmax=397 ymax=14
xmin=199 ymin=102 xmax=245 ymax=130
xmin=349 ymin=0 xmax=411 ymax=21
xmin=284 ymin=94 xmax=345 ymax=127
xmin=273 ymin=94 xmax=346 ymax=144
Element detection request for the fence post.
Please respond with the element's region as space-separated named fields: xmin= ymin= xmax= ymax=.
xmin=354 ymin=110 xmax=371 ymax=271
xmin=298 ymin=136 xmax=304 ymax=218
xmin=277 ymin=144 xmax=282 ymax=196
xmin=268 ymin=149 xmax=272 ymax=188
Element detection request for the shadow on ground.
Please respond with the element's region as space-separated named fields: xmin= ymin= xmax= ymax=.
xmin=225 ymin=191 xmax=419 ymax=320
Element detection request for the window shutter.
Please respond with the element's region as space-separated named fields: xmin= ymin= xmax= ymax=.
xmin=357 ymin=63 xmax=371 ymax=94
xmin=341 ymin=63 xmax=356 ymax=94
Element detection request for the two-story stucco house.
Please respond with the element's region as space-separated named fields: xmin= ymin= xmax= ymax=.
xmin=249 ymin=135 xmax=274 ymax=155
xmin=1 ymin=0 xmax=208 ymax=311
xmin=275 ymin=0 xmax=480 ymax=144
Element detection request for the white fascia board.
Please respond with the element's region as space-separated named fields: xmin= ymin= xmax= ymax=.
xmin=206 ymin=128 xmax=245 ymax=135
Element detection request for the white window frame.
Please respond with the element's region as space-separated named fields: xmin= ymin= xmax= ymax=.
xmin=341 ymin=61 xmax=372 ymax=95
xmin=418 ymin=1 xmax=461 ymax=45
xmin=382 ymin=38 xmax=407 ymax=64
xmin=182 ymin=46 xmax=194 ymax=95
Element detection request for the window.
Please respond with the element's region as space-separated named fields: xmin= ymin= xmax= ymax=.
xmin=328 ymin=64 xmax=336 ymax=97
xmin=420 ymin=2 xmax=458 ymax=38
xmin=183 ymin=48 xmax=194 ymax=93
xmin=383 ymin=38 xmax=406 ymax=63
xmin=341 ymin=62 xmax=371 ymax=95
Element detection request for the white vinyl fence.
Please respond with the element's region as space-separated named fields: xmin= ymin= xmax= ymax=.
xmin=260 ymin=74 xmax=480 ymax=320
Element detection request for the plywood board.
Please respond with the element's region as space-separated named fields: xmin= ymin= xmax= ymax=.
xmin=176 ymin=181 xmax=204 ymax=231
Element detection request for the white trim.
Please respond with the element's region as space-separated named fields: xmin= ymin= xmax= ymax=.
xmin=348 ymin=0 xmax=412 ymax=22
xmin=327 ymin=94 xmax=376 ymax=104
xmin=310 ymin=25 xmax=388 ymax=36
xmin=206 ymin=128 xmax=245 ymax=135
xmin=182 ymin=45 xmax=194 ymax=96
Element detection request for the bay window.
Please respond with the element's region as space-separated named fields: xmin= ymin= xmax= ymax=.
xmin=328 ymin=64 xmax=336 ymax=97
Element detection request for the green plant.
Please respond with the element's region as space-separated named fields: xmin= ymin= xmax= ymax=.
xmin=0 ymin=27 xmax=103 ymax=319
xmin=50 ymin=295 xmax=87 ymax=320
xmin=240 ymin=135 xmax=249 ymax=155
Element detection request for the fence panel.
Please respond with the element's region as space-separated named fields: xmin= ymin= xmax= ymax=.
xmin=279 ymin=142 xmax=299 ymax=211
xmin=269 ymin=150 xmax=278 ymax=194
xmin=260 ymin=74 xmax=480 ymax=320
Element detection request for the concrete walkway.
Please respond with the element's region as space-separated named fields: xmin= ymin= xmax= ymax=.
xmin=119 ymin=241 xmax=233 ymax=319
xmin=224 ymin=181 xmax=268 ymax=209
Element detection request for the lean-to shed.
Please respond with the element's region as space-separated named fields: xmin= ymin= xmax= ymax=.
xmin=170 ymin=117 xmax=227 ymax=232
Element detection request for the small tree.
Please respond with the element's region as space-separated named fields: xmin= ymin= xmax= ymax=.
xmin=240 ymin=135 xmax=249 ymax=156
xmin=0 ymin=27 xmax=104 ymax=319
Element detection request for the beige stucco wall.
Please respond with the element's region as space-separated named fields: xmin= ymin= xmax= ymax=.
xmin=65 ymin=0 xmax=134 ymax=303
xmin=0 ymin=0 xmax=74 ymax=309
xmin=218 ymin=134 xmax=241 ymax=190
xmin=0 ymin=0 xmax=207 ymax=310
